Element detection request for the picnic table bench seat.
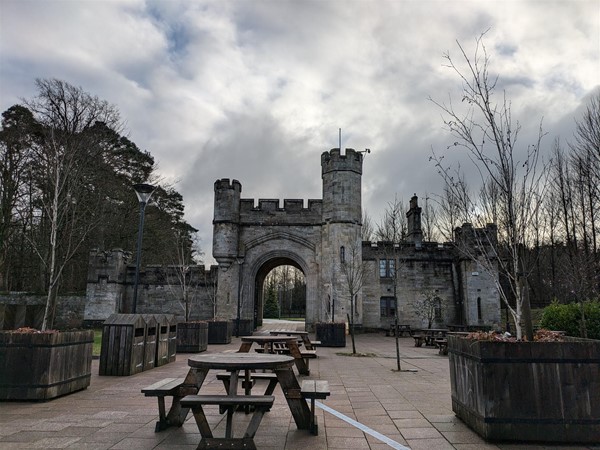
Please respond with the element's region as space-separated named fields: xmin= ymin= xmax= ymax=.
xmin=181 ymin=394 xmax=275 ymax=450
xmin=301 ymin=380 xmax=330 ymax=435
xmin=141 ymin=377 xmax=197 ymax=431
xmin=216 ymin=372 xmax=279 ymax=400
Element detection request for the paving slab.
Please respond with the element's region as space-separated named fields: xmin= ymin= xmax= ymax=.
xmin=0 ymin=320 xmax=596 ymax=449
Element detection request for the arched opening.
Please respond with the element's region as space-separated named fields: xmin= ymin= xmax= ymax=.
xmin=254 ymin=257 xmax=306 ymax=326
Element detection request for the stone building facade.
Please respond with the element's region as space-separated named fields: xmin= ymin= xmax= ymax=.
xmin=83 ymin=148 xmax=500 ymax=331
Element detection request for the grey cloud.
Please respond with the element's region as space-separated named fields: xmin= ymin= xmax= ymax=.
xmin=1 ymin=0 xmax=598 ymax=261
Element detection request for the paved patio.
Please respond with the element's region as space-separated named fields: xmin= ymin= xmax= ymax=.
xmin=0 ymin=320 xmax=597 ymax=450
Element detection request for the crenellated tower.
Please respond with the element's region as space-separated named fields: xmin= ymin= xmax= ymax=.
xmin=213 ymin=179 xmax=242 ymax=268
xmin=212 ymin=179 xmax=243 ymax=320
xmin=320 ymin=148 xmax=364 ymax=324
xmin=321 ymin=148 xmax=363 ymax=224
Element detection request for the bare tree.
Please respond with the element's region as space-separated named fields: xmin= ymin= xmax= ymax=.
xmin=430 ymin=33 xmax=549 ymax=340
xmin=361 ymin=209 xmax=375 ymax=241
xmin=421 ymin=193 xmax=439 ymax=242
xmin=375 ymin=195 xmax=407 ymax=242
xmin=430 ymin=173 xmax=472 ymax=242
xmin=23 ymin=79 xmax=122 ymax=330
xmin=374 ymin=199 xmax=418 ymax=371
xmin=165 ymin=228 xmax=202 ymax=322
xmin=339 ymin=241 xmax=368 ymax=354
xmin=411 ymin=289 xmax=442 ymax=329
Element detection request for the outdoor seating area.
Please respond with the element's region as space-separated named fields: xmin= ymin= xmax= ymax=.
xmin=1 ymin=322 xmax=595 ymax=450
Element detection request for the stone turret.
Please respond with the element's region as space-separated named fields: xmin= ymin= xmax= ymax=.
xmin=84 ymin=249 xmax=130 ymax=322
xmin=321 ymin=148 xmax=363 ymax=224
xmin=212 ymin=179 xmax=242 ymax=268
xmin=320 ymin=148 xmax=364 ymax=324
xmin=454 ymin=223 xmax=500 ymax=327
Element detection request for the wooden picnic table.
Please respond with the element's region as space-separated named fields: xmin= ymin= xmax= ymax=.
xmin=413 ymin=328 xmax=449 ymax=347
xmin=185 ymin=352 xmax=312 ymax=449
xmin=269 ymin=330 xmax=320 ymax=350
xmin=239 ymin=335 xmax=315 ymax=375
xmin=387 ymin=323 xmax=412 ymax=337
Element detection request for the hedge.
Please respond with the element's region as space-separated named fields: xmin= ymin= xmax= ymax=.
xmin=539 ymin=300 xmax=600 ymax=340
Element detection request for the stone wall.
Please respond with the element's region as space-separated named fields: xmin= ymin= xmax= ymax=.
xmin=0 ymin=294 xmax=86 ymax=330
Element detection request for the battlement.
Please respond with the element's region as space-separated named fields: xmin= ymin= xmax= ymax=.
xmin=87 ymin=248 xmax=131 ymax=283
xmin=362 ymin=240 xmax=452 ymax=252
xmin=321 ymin=148 xmax=363 ymax=175
xmin=454 ymin=223 xmax=498 ymax=252
xmin=214 ymin=178 xmax=242 ymax=193
xmin=239 ymin=198 xmax=323 ymax=225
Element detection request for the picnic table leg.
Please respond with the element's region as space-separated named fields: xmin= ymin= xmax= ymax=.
xmin=155 ymin=368 xmax=206 ymax=430
xmin=275 ymin=367 xmax=311 ymax=430
xmin=287 ymin=341 xmax=310 ymax=375
xmin=189 ymin=404 xmax=213 ymax=438
xmin=238 ymin=342 xmax=252 ymax=353
xmin=224 ymin=370 xmax=239 ymax=437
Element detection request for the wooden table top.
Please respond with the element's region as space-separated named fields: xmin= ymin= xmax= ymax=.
xmin=241 ymin=336 xmax=297 ymax=343
xmin=188 ymin=352 xmax=294 ymax=370
xmin=269 ymin=330 xmax=308 ymax=336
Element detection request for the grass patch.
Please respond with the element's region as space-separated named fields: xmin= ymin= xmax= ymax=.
xmin=335 ymin=352 xmax=377 ymax=357
xmin=93 ymin=329 xmax=102 ymax=357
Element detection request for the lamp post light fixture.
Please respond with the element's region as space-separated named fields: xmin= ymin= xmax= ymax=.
xmin=132 ymin=183 xmax=156 ymax=314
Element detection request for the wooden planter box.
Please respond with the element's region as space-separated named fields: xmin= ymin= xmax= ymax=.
xmin=0 ymin=330 xmax=94 ymax=401
xmin=233 ymin=319 xmax=254 ymax=337
xmin=315 ymin=322 xmax=346 ymax=347
xmin=448 ymin=335 xmax=600 ymax=443
xmin=207 ymin=320 xmax=232 ymax=344
xmin=176 ymin=322 xmax=208 ymax=353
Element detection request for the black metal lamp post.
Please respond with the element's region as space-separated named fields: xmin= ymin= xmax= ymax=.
xmin=236 ymin=257 xmax=244 ymax=337
xmin=132 ymin=183 xmax=156 ymax=314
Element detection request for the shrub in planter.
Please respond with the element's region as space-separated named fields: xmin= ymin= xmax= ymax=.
xmin=176 ymin=321 xmax=208 ymax=353
xmin=0 ymin=328 xmax=94 ymax=401
xmin=448 ymin=332 xmax=600 ymax=443
xmin=315 ymin=322 xmax=346 ymax=347
xmin=540 ymin=300 xmax=600 ymax=340
xmin=207 ymin=319 xmax=232 ymax=344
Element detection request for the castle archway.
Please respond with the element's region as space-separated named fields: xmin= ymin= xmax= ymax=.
xmin=245 ymin=249 xmax=317 ymax=329
xmin=254 ymin=257 xmax=306 ymax=325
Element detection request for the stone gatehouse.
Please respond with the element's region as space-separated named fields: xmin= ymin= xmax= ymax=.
xmin=84 ymin=148 xmax=500 ymax=331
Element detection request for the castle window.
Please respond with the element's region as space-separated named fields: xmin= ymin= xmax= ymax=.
xmin=380 ymin=297 xmax=396 ymax=317
xmin=379 ymin=259 xmax=395 ymax=278
xmin=340 ymin=246 xmax=345 ymax=262
xmin=477 ymin=297 xmax=482 ymax=320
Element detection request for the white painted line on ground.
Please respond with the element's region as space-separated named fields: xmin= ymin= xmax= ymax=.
xmin=316 ymin=401 xmax=410 ymax=450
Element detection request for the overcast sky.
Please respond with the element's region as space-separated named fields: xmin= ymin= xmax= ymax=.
xmin=2 ymin=0 xmax=599 ymax=263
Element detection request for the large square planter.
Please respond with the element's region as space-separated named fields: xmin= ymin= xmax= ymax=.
xmin=207 ymin=320 xmax=232 ymax=344
xmin=315 ymin=322 xmax=346 ymax=347
xmin=448 ymin=335 xmax=600 ymax=443
xmin=176 ymin=321 xmax=208 ymax=353
xmin=233 ymin=319 xmax=254 ymax=337
xmin=0 ymin=329 xmax=94 ymax=400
